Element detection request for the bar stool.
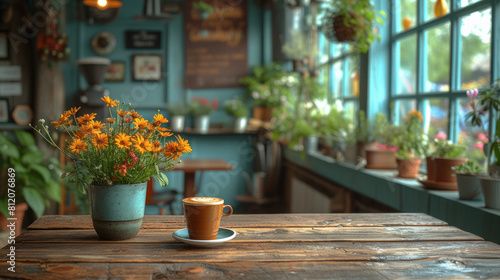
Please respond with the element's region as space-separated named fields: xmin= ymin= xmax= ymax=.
xmin=146 ymin=178 xmax=178 ymax=215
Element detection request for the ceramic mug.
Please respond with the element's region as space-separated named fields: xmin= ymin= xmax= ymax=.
xmin=182 ymin=197 xmax=233 ymax=240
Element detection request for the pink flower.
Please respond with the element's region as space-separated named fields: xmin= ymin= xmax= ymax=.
xmin=466 ymin=88 xmax=478 ymax=100
xmin=477 ymin=133 xmax=489 ymax=143
xmin=474 ymin=142 xmax=484 ymax=150
xmin=434 ymin=131 xmax=447 ymax=140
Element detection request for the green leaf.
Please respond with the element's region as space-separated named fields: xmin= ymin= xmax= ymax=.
xmin=21 ymin=150 xmax=45 ymax=165
xmin=22 ymin=187 xmax=45 ymax=219
xmin=0 ymin=199 xmax=8 ymax=218
xmin=14 ymin=130 xmax=35 ymax=147
xmin=0 ymin=134 xmax=20 ymax=159
xmin=44 ymin=181 xmax=61 ymax=203
xmin=31 ymin=164 xmax=52 ymax=183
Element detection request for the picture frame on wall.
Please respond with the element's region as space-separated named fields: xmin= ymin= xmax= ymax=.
xmin=131 ymin=54 xmax=163 ymax=81
xmin=0 ymin=98 xmax=10 ymax=123
xmin=105 ymin=61 xmax=125 ymax=82
xmin=0 ymin=31 xmax=10 ymax=60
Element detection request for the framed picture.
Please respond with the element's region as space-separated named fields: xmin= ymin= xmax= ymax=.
xmin=0 ymin=98 xmax=9 ymax=123
xmin=105 ymin=61 xmax=125 ymax=82
xmin=0 ymin=31 xmax=9 ymax=60
xmin=131 ymin=54 xmax=163 ymax=81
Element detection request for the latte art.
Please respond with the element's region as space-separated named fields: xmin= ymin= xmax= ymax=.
xmin=182 ymin=197 xmax=223 ymax=205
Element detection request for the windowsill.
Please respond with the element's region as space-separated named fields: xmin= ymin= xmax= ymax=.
xmin=283 ymin=146 xmax=500 ymax=244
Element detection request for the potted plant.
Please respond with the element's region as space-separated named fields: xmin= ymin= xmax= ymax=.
xmin=189 ymin=97 xmax=218 ymax=134
xmin=224 ymin=99 xmax=249 ymax=133
xmin=192 ymin=1 xmax=213 ymax=19
xmin=238 ymin=63 xmax=298 ymax=121
xmin=291 ymin=119 xmax=318 ymax=154
xmin=322 ymin=0 xmax=386 ymax=53
xmin=0 ymin=130 xmax=61 ymax=236
xmin=394 ymin=110 xmax=428 ymax=178
xmin=355 ymin=110 xmax=376 ymax=159
xmin=31 ymin=97 xmax=192 ymax=240
xmin=281 ymin=29 xmax=318 ymax=72
xmin=365 ymin=113 xmax=398 ymax=169
xmin=166 ymin=102 xmax=190 ymax=132
xmin=454 ymin=161 xmax=484 ymax=200
xmin=423 ymin=138 xmax=467 ymax=190
xmin=465 ymin=80 xmax=500 ymax=209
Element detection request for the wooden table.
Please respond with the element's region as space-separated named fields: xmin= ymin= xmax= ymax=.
xmin=173 ymin=159 xmax=234 ymax=198
xmin=2 ymin=213 xmax=500 ymax=279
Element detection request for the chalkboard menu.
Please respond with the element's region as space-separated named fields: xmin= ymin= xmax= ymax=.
xmin=184 ymin=0 xmax=248 ymax=89
xmin=125 ymin=31 xmax=161 ymax=49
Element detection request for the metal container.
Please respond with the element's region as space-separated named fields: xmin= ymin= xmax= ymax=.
xmin=194 ymin=115 xmax=210 ymax=134
xmin=170 ymin=115 xmax=185 ymax=132
xmin=456 ymin=174 xmax=482 ymax=200
xmin=480 ymin=176 xmax=500 ymax=210
xmin=234 ymin=117 xmax=248 ymax=133
xmin=303 ymin=136 xmax=318 ymax=154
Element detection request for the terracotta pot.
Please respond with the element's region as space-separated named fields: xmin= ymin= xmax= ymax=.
xmin=426 ymin=157 xmax=435 ymax=181
xmin=365 ymin=148 xmax=397 ymax=169
xmin=0 ymin=202 xmax=28 ymax=236
xmin=356 ymin=141 xmax=376 ymax=159
xmin=434 ymin=157 xmax=468 ymax=183
xmin=252 ymin=106 xmax=273 ymax=122
xmin=396 ymin=158 xmax=422 ymax=179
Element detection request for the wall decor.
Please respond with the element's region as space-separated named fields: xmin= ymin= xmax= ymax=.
xmin=0 ymin=30 xmax=10 ymax=60
xmin=105 ymin=61 xmax=125 ymax=82
xmin=0 ymin=65 xmax=21 ymax=81
xmin=91 ymin=31 xmax=117 ymax=55
xmin=0 ymin=98 xmax=9 ymax=122
xmin=125 ymin=31 xmax=161 ymax=49
xmin=12 ymin=105 xmax=33 ymax=126
xmin=131 ymin=54 xmax=163 ymax=81
xmin=0 ymin=82 xmax=22 ymax=96
xmin=184 ymin=0 xmax=248 ymax=88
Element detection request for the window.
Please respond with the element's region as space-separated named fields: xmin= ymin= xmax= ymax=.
xmin=390 ymin=0 xmax=496 ymax=162
xmin=318 ymin=32 xmax=360 ymax=121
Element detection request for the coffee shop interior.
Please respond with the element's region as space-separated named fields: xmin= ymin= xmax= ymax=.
xmin=0 ymin=0 xmax=500 ymax=247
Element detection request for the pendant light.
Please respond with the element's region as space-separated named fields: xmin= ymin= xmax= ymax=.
xmin=83 ymin=0 xmax=123 ymax=10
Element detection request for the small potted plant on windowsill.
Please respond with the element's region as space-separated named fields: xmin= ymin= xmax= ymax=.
xmin=166 ymin=102 xmax=190 ymax=132
xmin=365 ymin=112 xmax=398 ymax=169
xmin=322 ymin=0 xmax=386 ymax=54
xmin=224 ymin=99 xmax=249 ymax=133
xmin=394 ymin=110 xmax=428 ymax=179
xmin=189 ymin=97 xmax=218 ymax=134
xmin=454 ymin=160 xmax=484 ymax=200
xmin=355 ymin=110 xmax=376 ymax=159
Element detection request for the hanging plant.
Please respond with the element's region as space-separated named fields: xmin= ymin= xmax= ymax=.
xmin=322 ymin=0 xmax=386 ymax=53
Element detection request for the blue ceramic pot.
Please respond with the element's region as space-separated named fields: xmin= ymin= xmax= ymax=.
xmin=89 ymin=182 xmax=147 ymax=240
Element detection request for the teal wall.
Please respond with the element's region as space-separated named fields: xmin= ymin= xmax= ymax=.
xmin=63 ymin=1 xmax=269 ymax=213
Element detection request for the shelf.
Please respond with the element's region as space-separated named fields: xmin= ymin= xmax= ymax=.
xmin=179 ymin=127 xmax=260 ymax=135
xmin=0 ymin=123 xmax=31 ymax=131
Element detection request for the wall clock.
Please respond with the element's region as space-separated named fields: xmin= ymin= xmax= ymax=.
xmin=12 ymin=105 xmax=32 ymax=126
xmin=91 ymin=32 xmax=117 ymax=55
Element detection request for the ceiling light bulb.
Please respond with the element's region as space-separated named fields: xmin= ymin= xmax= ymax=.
xmin=97 ymin=0 xmax=107 ymax=9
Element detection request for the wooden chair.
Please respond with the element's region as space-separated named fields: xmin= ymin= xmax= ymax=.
xmin=146 ymin=178 xmax=178 ymax=215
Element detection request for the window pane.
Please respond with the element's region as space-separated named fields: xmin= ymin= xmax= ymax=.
xmin=458 ymin=98 xmax=488 ymax=166
xmin=396 ymin=0 xmax=417 ymax=33
xmin=318 ymin=33 xmax=330 ymax=65
xmin=331 ymin=61 xmax=343 ymax=99
xmin=394 ymin=35 xmax=417 ymax=95
xmin=458 ymin=0 xmax=481 ymax=8
xmin=426 ymin=0 xmax=449 ymax=22
xmin=394 ymin=99 xmax=416 ymax=125
xmin=460 ymin=9 xmax=491 ymax=90
xmin=343 ymin=101 xmax=357 ymax=122
xmin=424 ymin=22 xmax=450 ymax=92
xmin=423 ymin=98 xmax=449 ymax=138
xmin=330 ymin=43 xmax=343 ymax=58
xmin=346 ymin=55 xmax=360 ymax=97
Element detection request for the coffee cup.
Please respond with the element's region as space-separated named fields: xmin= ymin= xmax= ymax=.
xmin=182 ymin=197 xmax=233 ymax=240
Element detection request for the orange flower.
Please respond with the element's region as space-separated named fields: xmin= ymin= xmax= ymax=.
xmin=164 ymin=141 xmax=182 ymax=160
xmin=51 ymin=113 xmax=72 ymax=129
xmin=91 ymin=133 xmax=109 ymax=150
xmin=407 ymin=109 xmax=423 ymax=121
xmin=87 ymin=120 xmax=105 ymax=132
xmin=159 ymin=131 xmax=173 ymax=138
xmin=101 ymin=96 xmax=118 ymax=107
xmin=175 ymin=135 xmax=192 ymax=153
xmin=133 ymin=118 xmax=149 ymax=130
xmin=132 ymin=134 xmax=152 ymax=154
xmin=66 ymin=107 xmax=81 ymax=116
xmin=73 ymin=131 xmax=87 ymax=139
xmin=115 ymin=133 xmax=132 ymax=149
xmin=116 ymin=109 xmax=130 ymax=118
xmin=77 ymin=113 xmax=97 ymax=126
xmin=149 ymin=140 xmax=162 ymax=153
xmin=130 ymin=109 xmax=142 ymax=119
xmin=153 ymin=113 xmax=168 ymax=126
xmin=69 ymin=138 xmax=87 ymax=154
xmin=106 ymin=118 xmax=115 ymax=124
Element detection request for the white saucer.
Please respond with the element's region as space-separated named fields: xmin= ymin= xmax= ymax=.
xmin=172 ymin=227 xmax=236 ymax=247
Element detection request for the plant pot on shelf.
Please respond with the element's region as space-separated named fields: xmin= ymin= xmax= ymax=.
xmin=426 ymin=157 xmax=435 ymax=181
xmin=365 ymin=148 xmax=397 ymax=169
xmin=356 ymin=141 xmax=376 ymax=159
xmin=456 ymin=174 xmax=482 ymax=200
xmin=303 ymin=136 xmax=319 ymax=154
xmin=89 ymin=183 xmax=147 ymax=241
xmin=480 ymin=176 xmax=500 ymax=210
xmin=434 ymin=157 xmax=468 ymax=183
xmin=0 ymin=202 xmax=28 ymax=237
xmin=396 ymin=158 xmax=422 ymax=179
xmin=194 ymin=115 xmax=210 ymax=134
xmin=234 ymin=117 xmax=248 ymax=133
xmin=252 ymin=106 xmax=273 ymax=122
xmin=170 ymin=115 xmax=185 ymax=132
xmin=344 ymin=143 xmax=357 ymax=163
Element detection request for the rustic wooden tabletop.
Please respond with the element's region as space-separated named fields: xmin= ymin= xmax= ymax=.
xmin=1 ymin=213 xmax=500 ymax=279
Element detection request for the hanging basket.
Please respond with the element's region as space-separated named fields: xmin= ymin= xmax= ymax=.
xmin=323 ymin=14 xmax=358 ymax=43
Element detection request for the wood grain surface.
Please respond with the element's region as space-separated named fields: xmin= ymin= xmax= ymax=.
xmin=2 ymin=213 xmax=500 ymax=279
